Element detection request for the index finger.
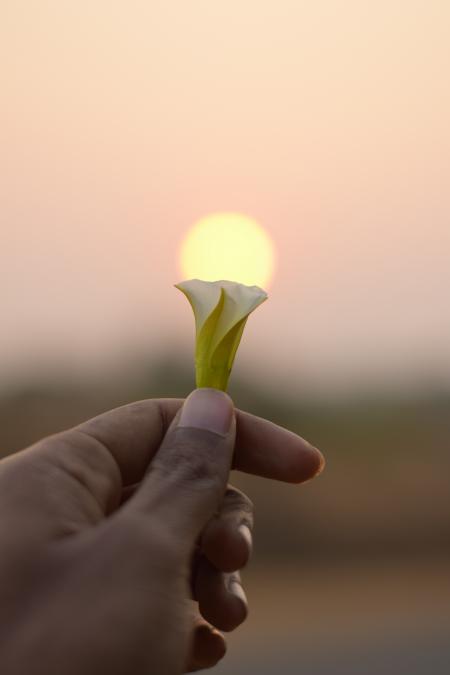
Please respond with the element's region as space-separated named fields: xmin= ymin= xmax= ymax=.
xmin=234 ymin=408 xmax=324 ymax=482
xmin=75 ymin=398 xmax=324 ymax=486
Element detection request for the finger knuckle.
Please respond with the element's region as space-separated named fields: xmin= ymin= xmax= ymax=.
xmin=224 ymin=486 xmax=254 ymax=516
xmin=154 ymin=433 xmax=226 ymax=498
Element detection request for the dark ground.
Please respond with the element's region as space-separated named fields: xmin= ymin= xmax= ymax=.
xmin=216 ymin=561 xmax=450 ymax=675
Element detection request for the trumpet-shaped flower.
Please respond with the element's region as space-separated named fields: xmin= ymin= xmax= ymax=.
xmin=176 ymin=279 xmax=268 ymax=391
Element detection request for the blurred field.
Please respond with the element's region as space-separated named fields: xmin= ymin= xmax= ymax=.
xmin=1 ymin=358 xmax=449 ymax=561
xmin=1 ymin=359 xmax=449 ymax=673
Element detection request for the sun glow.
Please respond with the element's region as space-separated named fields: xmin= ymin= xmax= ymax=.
xmin=179 ymin=213 xmax=275 ymax=288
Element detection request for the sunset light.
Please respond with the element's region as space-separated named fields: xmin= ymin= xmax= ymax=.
xmin=179 ymin=213 xmax=275 ymax=289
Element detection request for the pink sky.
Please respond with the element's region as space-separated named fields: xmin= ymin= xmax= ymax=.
xmin=1 ymin=1 xmax=450 ymax=393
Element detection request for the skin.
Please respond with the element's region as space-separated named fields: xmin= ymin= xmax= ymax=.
xmin=0 ymin=390 xmax=324 ymax=675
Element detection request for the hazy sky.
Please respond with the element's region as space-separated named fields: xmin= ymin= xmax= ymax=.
xmin=1 ymin=1 xmax=450 ymax=393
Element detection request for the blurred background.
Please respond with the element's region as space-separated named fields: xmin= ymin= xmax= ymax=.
xmin=1 ymin=2 xmax=449 ymax=673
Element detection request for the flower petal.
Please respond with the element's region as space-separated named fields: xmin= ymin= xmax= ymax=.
xmin=210 ymin=281 xmax=267 ymax=355
xmin=175 ymin=279 xmax=223 ymax=334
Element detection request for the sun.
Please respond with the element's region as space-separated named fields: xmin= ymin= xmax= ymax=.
xmin=179 ymin=212 xmax=275 ymax=288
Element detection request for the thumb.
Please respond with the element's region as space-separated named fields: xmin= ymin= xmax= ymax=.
xmin=125 ymin=388 xmax=236 ymax=548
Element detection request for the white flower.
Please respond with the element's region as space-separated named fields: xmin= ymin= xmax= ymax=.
xmin=176 ymin=279 xmax=268 ymax=390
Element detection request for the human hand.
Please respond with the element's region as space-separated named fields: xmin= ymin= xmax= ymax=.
xmin=0 ymin=388 xmax=324 ymax=675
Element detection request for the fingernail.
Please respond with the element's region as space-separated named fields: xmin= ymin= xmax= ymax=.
xmin=228 ymin=579 xmax=248 ymax=607
xmin=178 ymin=388 xmax=234 ymax=437
xmin=314 ymin=448 xmax=326 ymax=476
xmin=304 ymin=442 xmax=326 ymax=478
xmin=238 ymin=524 xmax=253 ymax=551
